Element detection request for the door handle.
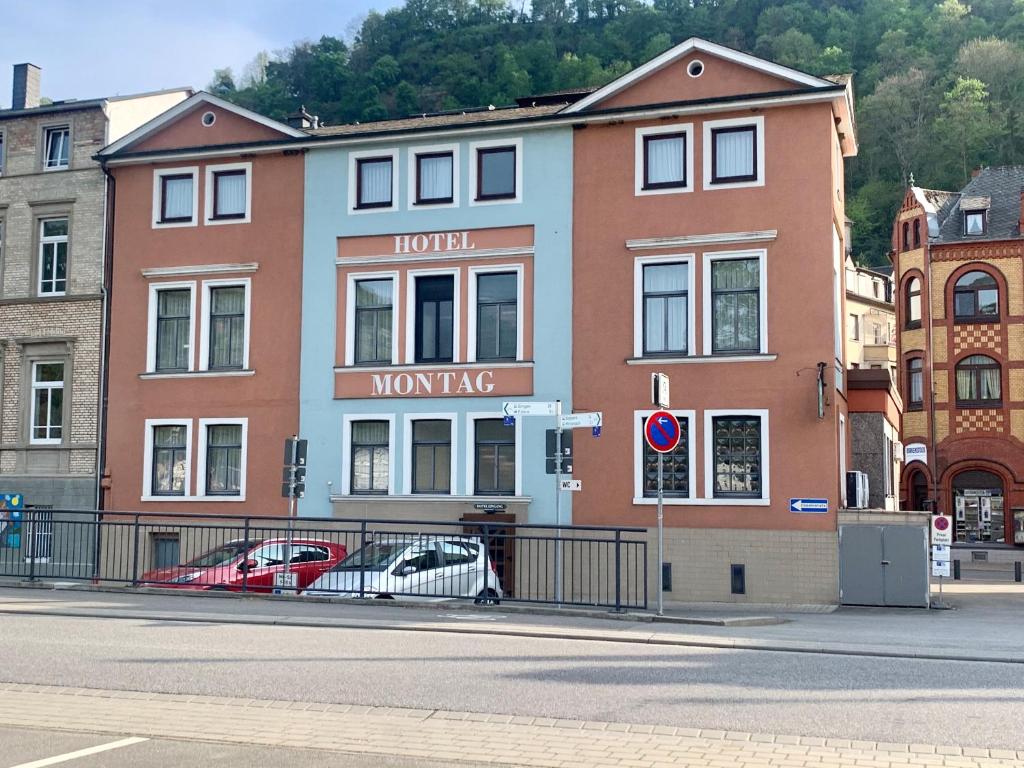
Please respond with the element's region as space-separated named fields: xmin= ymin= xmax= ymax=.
xmin=881 ymin=560 xmax=891 ymax=565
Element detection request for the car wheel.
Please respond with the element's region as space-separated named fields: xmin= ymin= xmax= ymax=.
xmin=474 ymin=589 xmax=500 ymax=606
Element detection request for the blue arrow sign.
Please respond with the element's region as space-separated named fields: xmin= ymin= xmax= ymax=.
xmin=790 ymin=498 xmax=828 ymax=513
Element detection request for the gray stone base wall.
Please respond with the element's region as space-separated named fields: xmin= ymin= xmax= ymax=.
xmin=0 ymin=475 xmax=96 ymax=509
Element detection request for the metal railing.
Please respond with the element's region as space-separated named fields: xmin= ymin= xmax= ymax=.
xmin=0 ymin=509 xmax=648 ymax=611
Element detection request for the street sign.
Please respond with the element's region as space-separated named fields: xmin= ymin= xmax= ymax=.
xmin=931 ymin=514 xmax=953 ymax=546
xmin=503 ymin=415 xmax=515 ymax=426
xmin=503 ymin=401 xmax=557 ymax=417
xmin=559 ymin=479 xmax=582 ymax=492
xmin=644 ymin=410 xmax=680 ymax=453
xmin=790 ymin=498 xmax=828 ymax=513
xmin=932 ymin=556 xmax=951 ymax=578
xmin=545 ymin=429 xmax=573 ymax=474
xmin=560 ymin=411 xmax=602 ymax=429
xmin=904 ymin=442 xmax=927 ymax=465
xmin=592 ymin=426 xmax=601 ymax=438
xmin=651 ymin=372 xmax=670 ymax=409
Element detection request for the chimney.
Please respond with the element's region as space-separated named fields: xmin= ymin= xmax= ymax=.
xmin=12 ymin=63 xmax=41 ymax=110
xmin=971 ymin=166 xmax=983 ymax=178
xmin=285 ymin=105 xmax=316 ymax=130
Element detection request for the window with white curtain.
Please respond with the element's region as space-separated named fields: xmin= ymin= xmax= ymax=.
xmin=642 ymin=263 xmax=688 ymax=355
xmin=213 ymin=170 xmax=247 ymax=219
xmin=159 ymin=174 xmax=194 ymax=223
xmin=416 ymin=152 xmax=454 ymax=204
xmin=643 ymin=134 xmax=686 ymax=189
xmin=956 ymin=355 xmax=1001 ymax=407
xmin=351 ymin=421 xmax=390 ymax=494
xmin=357 ymin=157 xmax=393 ymax=208
xmin=711 ymin=126 xmax=757 ymax=183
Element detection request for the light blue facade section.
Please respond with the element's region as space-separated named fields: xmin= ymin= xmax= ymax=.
xmin=299 ymin=125 xmax=574 ymax=522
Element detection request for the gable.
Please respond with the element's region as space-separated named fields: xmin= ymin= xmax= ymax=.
xmin=129 ymin=103 xmax=293 ymax=153
xmin=598 ymin=50 xmax=810 ymax=111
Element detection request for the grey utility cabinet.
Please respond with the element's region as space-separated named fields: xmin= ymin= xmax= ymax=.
xmin=839 ymin=524 xmax=929 ymax=607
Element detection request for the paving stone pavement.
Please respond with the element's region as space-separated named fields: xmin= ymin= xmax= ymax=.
xmin=0 ymin=682 xmax=1021 ymax=768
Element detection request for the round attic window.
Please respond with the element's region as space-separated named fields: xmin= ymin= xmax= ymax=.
xmin=201 ymin=111 xmax=216 ymax=127
xmin=687 ymin=60 xmax=704 ymax=78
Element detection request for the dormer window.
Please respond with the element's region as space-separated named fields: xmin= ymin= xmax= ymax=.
xmin=964 ymin=210 xmax=985 ymax=235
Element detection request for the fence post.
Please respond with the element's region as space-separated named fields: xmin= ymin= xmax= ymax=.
xmin=27 ymin=510 xmax=36 ymax=583
xmin=612 ymin=529 xmax=623 ymax=613
xmin=131 ymin=514 xmax=141 ymax=586
xmin=242 ymin=517 xmax=251 ymax=593
xmin=953 ymin=559 xmax=961 ymax=581
xmin=1015 ymin=561 xmax=1022 ymax=583
xmin=482 ymin=523 xmax=491 ymax=600
xmin=358 ymin=520 xmax=367 ymax=599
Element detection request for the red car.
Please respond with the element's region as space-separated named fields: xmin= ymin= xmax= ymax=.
xmin=139 ymin=538 xmax=348 ymax=592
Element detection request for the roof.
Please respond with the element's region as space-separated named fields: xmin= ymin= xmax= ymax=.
xmin=0 ymin=86 xmax=192 ymax=121
xmin=919 ymin=166 xmax=1024 ymax=243
xmin=307 ymin=103 xmax=566 ymax=137
xmin=99 ymin=91 xmax=305 ymax=157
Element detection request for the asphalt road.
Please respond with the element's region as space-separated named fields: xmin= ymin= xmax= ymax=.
xmin=0 ymin=610 xmax=1021 ymax=752
xmin=0 ymin=727 xmax=474 ymax=768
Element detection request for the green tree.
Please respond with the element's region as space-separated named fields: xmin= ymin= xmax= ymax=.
xmin=936 ymin=76 xmax=999 ymax=183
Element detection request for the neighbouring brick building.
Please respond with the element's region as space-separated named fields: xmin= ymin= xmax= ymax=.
xmin=0 ymin=63 xmax=188 ymax=511
xmin=894 ymin=167 xmax=1024 ymax=547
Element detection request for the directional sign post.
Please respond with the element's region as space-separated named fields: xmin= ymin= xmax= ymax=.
xmin=931 ymin=514 xmax=954 ymax=608
xmin=559 ymin=411 xmax=602 ymax=430
xmin=644 ymin=409 xmax=680 ymax=617
xmin=559 ymin=479 xmax=582 ymax=492
xmin=503 ymin=401 xmax=557 ymax=417
xmin=790 ymin=498 xmax=829 ymax=514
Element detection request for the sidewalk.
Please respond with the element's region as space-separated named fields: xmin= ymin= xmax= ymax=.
xmin=1 ymin=582 xmax=1023 ymax=663
xmin=2 ymin=682 xmax=1021 ymax=768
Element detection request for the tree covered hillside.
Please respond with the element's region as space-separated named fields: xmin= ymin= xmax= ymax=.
xmin=212 ymin=0 xmax=1024 ymax=266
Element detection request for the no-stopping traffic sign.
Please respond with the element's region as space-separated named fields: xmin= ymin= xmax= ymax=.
xmin=645 ymin=410 xmax=681 ymax=454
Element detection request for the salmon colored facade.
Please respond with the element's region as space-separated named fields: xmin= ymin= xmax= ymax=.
xmin=567 ymin=41 xmax=857 ymax=602
xmin=99 ymin=96 xmax=305 ymax=515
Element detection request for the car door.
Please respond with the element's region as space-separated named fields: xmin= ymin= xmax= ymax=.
xmin=391 ymin=544 xmax=444 ymax=599
xmin=242 ymin=543 xmax=286 ymax=591
xmin=437 ymin=539 xmax=480 ymax=597
xmin=288 ymin=544 xmax=334 ymax=588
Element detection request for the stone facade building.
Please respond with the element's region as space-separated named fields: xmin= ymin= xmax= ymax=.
xmin=0 ymin=63 xmax=188 ymax=510
xmin=894 ymin=167 xmax=1024 ymax=547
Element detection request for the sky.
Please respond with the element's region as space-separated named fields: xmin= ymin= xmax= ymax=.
xmin=0 ymin=0 xmax=404 ymax=106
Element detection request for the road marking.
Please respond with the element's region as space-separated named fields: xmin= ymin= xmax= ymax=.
xmin=9 ymin=737 xmax=148 ymax=767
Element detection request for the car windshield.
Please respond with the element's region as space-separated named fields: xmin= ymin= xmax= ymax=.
xmin=182 ymin=541 xmax=254 ymax=568
xmin=331 ymin=542 xmax=406 ymax=572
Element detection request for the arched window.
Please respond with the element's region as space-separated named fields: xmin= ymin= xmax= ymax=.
xmin=953 ymin=271 xmax=999 ymax=322
xmin=905 ymin=277 xmax=921 ymax=328
xmin=912 ymin=219 xmax=921 ymax=248
xmin=956 ymin=355 xmax=1001 ymax=407
xmin=906 ymin=357 xmax=923 ymax=410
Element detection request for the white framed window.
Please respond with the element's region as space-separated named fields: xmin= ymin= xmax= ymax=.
xmin=467 ymin=264 xmax=523 ymax=363
xmin=348 ymin=149 xmax=399 ymax=213
xmin=702 ymin=249 xmax=767 ymax=356
xmin=633 ymin=254 xmax=694 ymax=359
xmin=204 ymin=162 xmax=252 ymax=225
xmin=199 ymin=278 xmax=251 ymax=371
xmin=196 ymin=418 xmax=248 ymax=500
xmin=43 ymin=125 xmax=70 ymax=171
xmin=632 ymin=409 xmax=696 ymax=505
xmin=346 ymin=271 xmax=399 ymax=366
xmin=702 ymin=116 xmax=765 ymax=190
xmin=143 ymin=419 xmax=193 ymax=500
xmin=408 ymin=143 xmax=459 ymax=209
xmin=402 ymin=413 xmax=458 ymax=495
xmin=465 ymin=412 xmax=522 ymax=497
xmin=29 ymin=361 xmax=64 ymax=444
xmin=146 ymin=281 xmax=197 ymax=373
xmin=469 ymin=137 xmax=522 ymax=206
xmin=703 ymin=409 xmax=770 ymax=505
xmin=152 ymin=167 xmax=199 ymax=228
xmin=341 ymin=414 xmax=396 ymax=495
xmin=38 ymin=218 xmax=68 ymax=296
xmin=405 ymin=268 xmax=461 ymax=364
xmin=635 ymin=123 xmax=693 ymax=196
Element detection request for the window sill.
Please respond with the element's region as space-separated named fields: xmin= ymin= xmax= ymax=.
xmin=141 ymin=495 xmax=246 ymax=502
xmin=205 ymin=215 xmax=251 ymax=226
xmin=633 ymin=497 xmax=770 ymax=506
xmin=626 ymin=354 xmax=776 ymax=365
xmin=330 ymin=494 xmax=532 ymax=504
xmin=335 ymin=361 xmax=533 ymax=373
xmin=904 ymin=322 xmax=922 ymax=331
xmin=140 ymin=369 xmax=255 ymax=379
xmin=153 ymin=219 xmax=198 ymax=229
xmin=636 ymin=184 xmax=692 ymax=197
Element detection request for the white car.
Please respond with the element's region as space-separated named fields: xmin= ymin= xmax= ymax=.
xmin=303 ymin=536 xmax=503 ymax=603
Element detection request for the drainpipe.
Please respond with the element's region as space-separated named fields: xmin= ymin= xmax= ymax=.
xmin=96 ymin=164 xmax=116 ymax=514
xmin=924 ymin=233 xmax=940 ymax=515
